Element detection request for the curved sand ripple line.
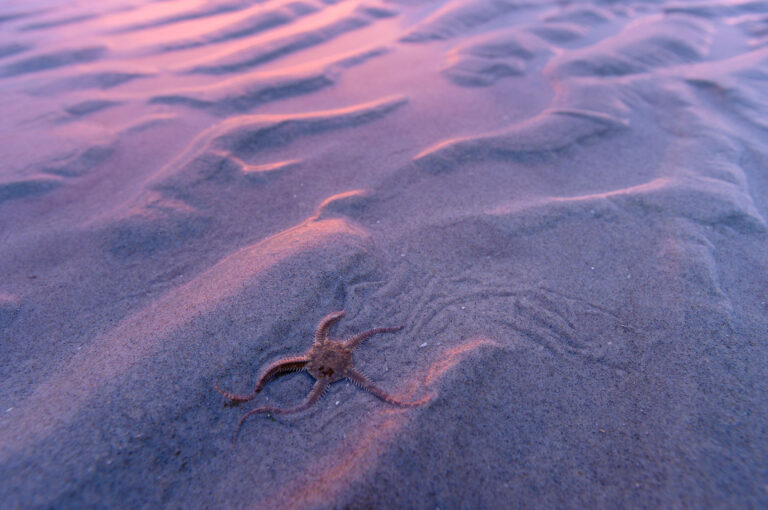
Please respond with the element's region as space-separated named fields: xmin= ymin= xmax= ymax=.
xmin=542 ymin=4 xmax=613 ymax=26
xmin=38 ymin=144 xmax=115 ymax=177
xmin=443 ymin=54 xmax=526 ymax=87
xmin=111 ymin=0 xmax=254 ymax=34
xmin=448 ymin=29 xmax=547 ymax=60
xmin=550 ymin=15 xmax=712 ymax=78
xmin=0 ymin=43 xmax=31 ymax=61
xmin=413 ymin=108 xmax=628 ymax=171
xmin=665 ymin=1 xmax=768 ymax=18
xmin=185 ymin=3 xmax=398 ymax=75
xmin=156 ymin=1 xmax=320 ymax=53
xmin=0 ymin=176 xmax=62 ymax=204
xmin=135 ymin=94 xmax=407 ymax=196
xmin=20 ymin=13 xmax=98 ymax=32
xmin=149 ymin=46 xmax=389 ymax=114
xmin=213 ymin=95 xmax=408 ymax=157
xmin=472 ymin=176 xmax=766 ymax=237
xmin=151 ymin=72 xmax=334 ymax=112
xmin=35 ymin=70 xmax=152 ymax=93
xmin=682 ymin=46 xmax=768 ymax=133
xmin=0 ymin=10 xmax=38 ymax=26
xmin=0 ymin=46 xmax=106 ymax=78
xmin=61 ymin=99 xmax=122 ymax=118
xmin=528 ymin=21 xmax=588 ymax=45
xmin=441 ymin=29 xmax=548 ymax=86
xmin=0 ymin=216 xmax=369 ymax=457
xmin=401 ymin=0 xmax=536 ymax=42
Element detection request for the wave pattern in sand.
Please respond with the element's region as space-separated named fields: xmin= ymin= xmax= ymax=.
xmin=1 ymin=0 xmax=768 ymax=508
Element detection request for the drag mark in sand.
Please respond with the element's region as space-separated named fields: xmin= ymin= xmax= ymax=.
xmin=215 ymin=310 xmax=431 ymax=444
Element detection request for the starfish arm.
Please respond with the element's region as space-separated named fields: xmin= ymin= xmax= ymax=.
xmin=214 ymin=356 xmax=307 ymax=402
xmin=346 ymin=368 xmax=430 ymax=407
xmin=231 ymin=380 xmax=330 ymax=444
xmin=314 ymin=310 xmax=345 ymax=344
xmin=344 ymin=325 xmax=403 ymax=349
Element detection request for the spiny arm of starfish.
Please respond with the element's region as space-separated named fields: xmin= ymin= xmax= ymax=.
xmin=231 ymin=380 xmax=330 ymax=444
xmin=344 ymin=325 xmax=404 ymax=349
xmin=346 ymin=368 xmax=430 ymax=407
xmin=214 ymin=356 xmax=308 ymax=402
xmin=314 ymin=310 xmax=345 ymax=344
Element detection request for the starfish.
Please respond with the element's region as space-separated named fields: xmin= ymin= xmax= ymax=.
xmin=215 ymin=311 xmax=429 ymax=443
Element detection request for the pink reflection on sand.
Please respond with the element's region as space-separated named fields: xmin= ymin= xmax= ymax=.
xmin=0 ymin=217 xmax=367 ymax=456
xmin=550 ymin=177 xmax=670 ymax=203
xmin=425 ymin=338 xmax=497 ymax=385
xmin=271 ymin=338 xmax=497 ymax=509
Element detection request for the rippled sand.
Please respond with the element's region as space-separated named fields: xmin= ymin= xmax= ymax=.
xmin=1 ymin=0 xmax=768 ymax=507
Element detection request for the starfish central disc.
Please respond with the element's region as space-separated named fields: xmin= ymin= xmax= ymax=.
xmin=306 ymin=342 xmax=352 ymax=382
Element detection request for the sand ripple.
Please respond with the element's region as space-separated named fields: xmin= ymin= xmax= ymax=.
xmin=2 ymin=0 xmax=768 ymax=508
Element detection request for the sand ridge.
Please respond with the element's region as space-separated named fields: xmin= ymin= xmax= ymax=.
xmin=1 ymin=0 xmax=768 ymax=507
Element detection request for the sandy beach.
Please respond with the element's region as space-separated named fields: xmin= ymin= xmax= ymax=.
xmin=1 ymin=0 xmax=767 ymax=507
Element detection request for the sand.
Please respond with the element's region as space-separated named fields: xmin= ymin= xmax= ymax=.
xmin=1 ymin=0 xmax=767 ymax=507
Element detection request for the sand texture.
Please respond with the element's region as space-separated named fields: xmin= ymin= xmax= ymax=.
xmin=1 ymin=0 xmax=768 ymax=508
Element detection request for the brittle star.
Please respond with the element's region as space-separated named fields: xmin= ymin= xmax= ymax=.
xmin=215 ymin=310 xmax=430 ymax=444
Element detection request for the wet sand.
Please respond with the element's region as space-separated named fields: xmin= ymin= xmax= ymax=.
xmin=1 ymin=0 xmax=768 ymax=507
